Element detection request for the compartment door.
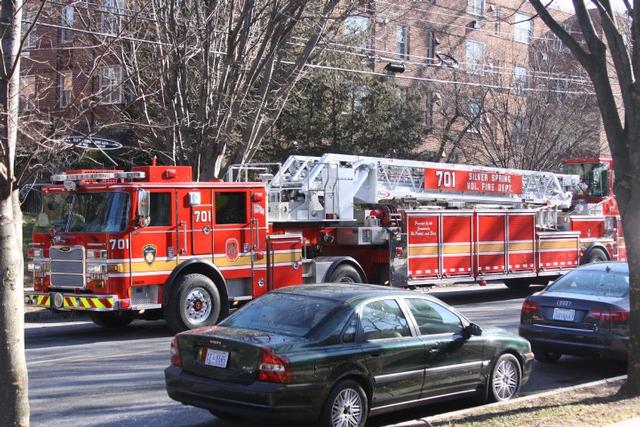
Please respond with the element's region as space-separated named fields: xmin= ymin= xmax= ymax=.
xmin=265 ymin=235 xmax=303 ymax=294
xmin=476 ymin=213 xmax=507 ymax=276
xmin=507 ymin=213 xmax=535 ymax=273
xmin=441 ymin=213 xmax=473 ymax=277
xmin=406 ymin=213 xmax=440 ymax=279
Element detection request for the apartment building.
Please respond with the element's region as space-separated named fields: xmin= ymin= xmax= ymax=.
xmin=345 ymin=0 xmax=605 ymax=165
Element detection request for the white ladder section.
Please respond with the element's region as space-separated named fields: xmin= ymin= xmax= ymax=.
xmin=230 ymin=153 xmax=580 ymax=222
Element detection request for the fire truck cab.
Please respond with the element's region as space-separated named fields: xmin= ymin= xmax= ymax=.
xmin=562 ymin=158 xmax=625 ymax=263
xmin=25 ymin=164 xmax=305 ymax=331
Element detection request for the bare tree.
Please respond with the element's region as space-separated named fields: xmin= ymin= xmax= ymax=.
xmin=528 ymin=0 xmax=640 ymax=394
xmin=115 ymin=0 xmax=358 ymax=180
xmin=0 ymin=0 xmax=30 ymax=424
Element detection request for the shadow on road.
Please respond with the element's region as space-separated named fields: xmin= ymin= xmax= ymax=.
xmin=26 ymin=320 xmax=173 ymax=350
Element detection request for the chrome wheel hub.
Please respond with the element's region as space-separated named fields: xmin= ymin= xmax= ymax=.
xmin=331 ymin=388 xmax=362 ymax=427
xmin=493 ymin=359 xmax=519 ymax=400
xmin=184 ymin=287 xmax=212 ymax=324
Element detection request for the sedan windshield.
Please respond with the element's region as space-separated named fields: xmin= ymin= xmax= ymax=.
xmin=547 ymin=268 xmax=629 ymax=298
xmin=220 ymin=293 xmax=338 ymax=337
xmin=34 ymin=192 xmax=130 ymax=233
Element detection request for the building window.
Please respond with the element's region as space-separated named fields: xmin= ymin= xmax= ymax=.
xmin=494 ymin=5 xmax=501 ymax=35
xmin=58 ymin=71 xmax=73 ymax=107
xmin=513 ymin=117 xmax=525 ymax=144
xmin=467 ymin=0 xmax=485 ymax=16
xmin=396 ymin=25 xmax=409 ymax=60
xmin=344 ymin=15 xmax=371 ymax=50
xmin=513 ymin=66 xmax=528 ymax=95
xmin=61 ymin=5 xmax=74 ymax=42
xmin=425 ymin=91 xmax=435 ymax=130
xmin=101 ymin=0 xmax=124 ymax=35
xmin=23 ymin=10 xmax=37 ymax=48
xmin=555 ymin=78 xmax=569 ymax=102
xmin=467 ymin=99 xmax=481 ymax=133
xmin=465 ymin=40 xmax=485 ymax=74
xmin=20 ymin=76 xmax=37 ymax=111
xmin=99 ymin=65 xmax=124 ymax=105
xmin=514 ymin=13 xmax=533 ymax=44
xmin=426 ymin=30 xmax=437 ymax=63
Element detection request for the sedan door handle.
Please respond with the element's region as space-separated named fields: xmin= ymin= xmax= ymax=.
xmin=369 ymin=352 xmax=381 ymax=358
xmin=427 ymin=342 xmax=441 ymax=354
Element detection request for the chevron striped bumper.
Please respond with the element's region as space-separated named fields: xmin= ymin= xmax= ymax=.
xmin=25 ymin=292 xmax=118 ymax=311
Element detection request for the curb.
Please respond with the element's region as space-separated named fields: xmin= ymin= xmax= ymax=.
xmin=387 ymin=375 xmax=628 ymax=427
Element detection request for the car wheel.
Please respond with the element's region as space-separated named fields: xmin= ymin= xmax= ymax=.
xmin=321 ymin=380 xmax=368 ymax=427
xmin=328 ymin=265 xmax=363 ymax=283
xmin=165 ymin=273 xmax=224 ymax=332
xmin=535 ymin=351 xmax=562 ymax=363
xmin=90 ymin=311 xmax=135 ymax=329
xmin=584 ymin=247 xmax=608 ymax=264
xmin=489 ymin=354 xmax=522 ymax=402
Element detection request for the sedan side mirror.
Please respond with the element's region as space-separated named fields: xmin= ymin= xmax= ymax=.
xmin=464 ymin=323 xmax=482 ymax=337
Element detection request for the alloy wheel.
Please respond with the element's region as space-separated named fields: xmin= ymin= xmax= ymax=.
xmin=492 ymin=358 xmax=520 ymax=401
xmin=331 ymin=387 xmax=363 ymax=427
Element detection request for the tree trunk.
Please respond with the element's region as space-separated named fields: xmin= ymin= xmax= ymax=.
xmin=0 ymin=0 xmax=30 ymax=424
xmin=0 ymin=191 xmax=28 ymax=426
xmin=621 ymin=195 xmax=640 ymax=394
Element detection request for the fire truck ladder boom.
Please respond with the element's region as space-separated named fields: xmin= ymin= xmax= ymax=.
xmin=232 ymin=153 xmax=579 ymax=222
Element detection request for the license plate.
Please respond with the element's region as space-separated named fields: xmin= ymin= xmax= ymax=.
xmin=553 ymin=308 xmax=576 ymax=322
xmin=204 ymin=349 xmax=229 ymax=368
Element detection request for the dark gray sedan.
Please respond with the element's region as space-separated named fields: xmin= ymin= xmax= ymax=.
xmin=519 ymin=262 xmax=629 ymax=363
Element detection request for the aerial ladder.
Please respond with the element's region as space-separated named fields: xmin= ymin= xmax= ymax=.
xmin=228 ymin=153 xmax=580 ymax=223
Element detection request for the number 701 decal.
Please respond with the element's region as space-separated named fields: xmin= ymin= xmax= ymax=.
xmin=109 ymin=239 xmax=130 ymax=250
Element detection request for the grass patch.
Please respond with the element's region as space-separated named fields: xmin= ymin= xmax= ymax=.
xmin=433 ymin=379 xmax=640 ymax=427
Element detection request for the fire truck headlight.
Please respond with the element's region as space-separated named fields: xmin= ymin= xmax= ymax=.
xmin=27 ymin=262 xmax=40 ymax=272
xmin=87 ymin=263 xmax=108 ymax=274
xmin=30 ymin=248 xmax=43 ymax=258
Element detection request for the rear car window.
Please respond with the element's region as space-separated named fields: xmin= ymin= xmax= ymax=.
xmin=220 ymin=293 xmax=337 ymax=337
xmin=547 ymin=268 xmax=629 ymax=298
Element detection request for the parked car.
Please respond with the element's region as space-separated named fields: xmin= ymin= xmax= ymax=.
xmin=165 ymin=283 xmax=534 ymax=427
xmin=519 ymin=262 xmax=629 ymax=363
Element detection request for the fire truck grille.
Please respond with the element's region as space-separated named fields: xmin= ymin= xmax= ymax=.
xmin=50 ymin=246 xmax=85 ymax=288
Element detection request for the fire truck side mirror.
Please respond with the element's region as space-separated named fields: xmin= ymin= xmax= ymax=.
xmin=137 ymin=189 xmax=151 ymax=227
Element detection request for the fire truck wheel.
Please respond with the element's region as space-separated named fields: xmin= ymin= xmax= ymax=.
xmin=90 ymin=312 xmax=135 ymax=329
xmin=166 ymin=273 xmax=222 ymax=332
xmin=584 ymin=247 xmax=608 ymax=264
xmin=327 ymin=264 xmax=363 ymax=284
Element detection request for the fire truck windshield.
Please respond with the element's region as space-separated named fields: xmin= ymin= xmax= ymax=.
xmin=564 ymin=162 xmax=610 ymax=198
xmin=34 ymin=192 xmax=130 ymax=233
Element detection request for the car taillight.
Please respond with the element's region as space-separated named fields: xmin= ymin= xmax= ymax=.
xmin=258 ymin=348 xmax=291 ymax=384
xmin=589 ymin=309 xmax=629 ymax=322
xmin=170 ymin=336 xmax=182 ymax=367
xmin=522 ymin=299 xmax=539 ymax=315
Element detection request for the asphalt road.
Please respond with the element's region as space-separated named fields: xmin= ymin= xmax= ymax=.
xmin=26 ymin=284 xmax=627 ymax=427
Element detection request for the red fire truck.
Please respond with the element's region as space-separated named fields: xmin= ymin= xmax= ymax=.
xmin=24 ymin=153 xmax=625 ymax=331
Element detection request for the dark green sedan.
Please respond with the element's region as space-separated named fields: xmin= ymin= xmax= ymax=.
xmin=165 ymin=284 xmax=534 ymax=427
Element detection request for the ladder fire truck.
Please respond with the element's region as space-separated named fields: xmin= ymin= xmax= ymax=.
xmin=24 ymin=153 xmax=625 ymax=331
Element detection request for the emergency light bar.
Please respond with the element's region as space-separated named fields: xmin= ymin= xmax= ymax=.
xmin=51 ymin=171 xmax=146 ymax=183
